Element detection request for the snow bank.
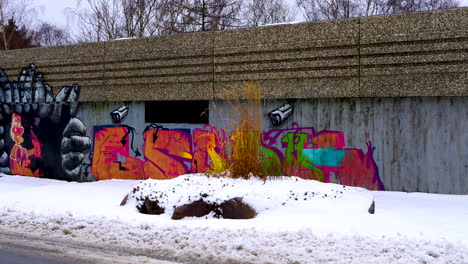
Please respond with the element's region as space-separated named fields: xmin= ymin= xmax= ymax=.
xmin=0 ymin=174 xmax=467 ymax=263
xmin=127 ymin=174 xmax=374 ymax=217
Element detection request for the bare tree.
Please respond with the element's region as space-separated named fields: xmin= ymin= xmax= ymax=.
xmin=33 ymin=23 xmax=72 ymax=47
xmin=295 ymin=0 xmax=361 ymax=21
xmin=167 ymin=0 xmax=243 ymax=33
xmin=363 ymin=0 xmax=390 ymax=16
xmin=296 ymin=0 xmax=460 ymax=21
xmin=0 ymin=0 xmax=38 ymax=49
xmin=74 ymin=0 xmax=123 ymax=42
xmin=384 ymin=0 xmax=459 ymax=13
xmin=73 ymin=0 xmax=174 ymax=42
xmin=422 ymin=0 xmax=459 ymax=10
xmin=121 ymin=0 xmax=168 ymax=37
xmin=242 ymin=0 xmax=296 ymax=27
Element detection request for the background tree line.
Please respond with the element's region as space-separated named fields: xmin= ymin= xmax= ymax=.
xmin=0 ymin=0 xmax=461 ymax=50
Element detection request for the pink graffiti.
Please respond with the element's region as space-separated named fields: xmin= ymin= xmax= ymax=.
xmin=262 ymin=122 xmax=384 ymax=190
xmin=143 ymin=129 xmax=192 ymax=179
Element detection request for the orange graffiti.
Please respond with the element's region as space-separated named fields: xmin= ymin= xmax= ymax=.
xmin=192 ymin=126 xmax=227 ymax=173
xmin=311 ymin=132 xmax=346 ymax=149
xmin=143 ymin=129 xmax=192 ymax=179
xmin=91 ymin=127 xmax=145 ymax=180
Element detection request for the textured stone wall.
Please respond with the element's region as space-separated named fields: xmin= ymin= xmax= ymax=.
xmin=0 ymin=8 xmax=466 ymax=101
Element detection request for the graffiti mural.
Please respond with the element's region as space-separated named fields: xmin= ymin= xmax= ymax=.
xmin=0 ymin=64 xmax=91 ymax=180
xmin=0 ymin=65 xmax=384 ymax=190
xmin=89 ymin=122 xmax=384 ymax=190
xmin=261 ymin=122 xmax=384 ymax=190
xmin=9 ymin=113 xmax=42 ymax=177
xmin=191 ymin=126 xmax=228 ymax=174
xmin=91 ymin=125 xmax=144 ymax=180
xmin=91 ymin=124 xmax=228 ymax=180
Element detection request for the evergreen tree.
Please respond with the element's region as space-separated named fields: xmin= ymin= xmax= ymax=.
xmin=1 ymin=18 xmax=39 ymax=50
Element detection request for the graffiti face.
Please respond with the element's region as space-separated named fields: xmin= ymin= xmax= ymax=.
xmin=10 ymin=114 xmax=25 ymax=144
xmin=0 ymin=65 xmax=91 ymax=180
xmin=8 ymin=113 xmax=42 ymax=177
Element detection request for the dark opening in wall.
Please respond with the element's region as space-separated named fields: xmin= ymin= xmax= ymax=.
xmin=145 ymin=101 xmax=209 ymax=124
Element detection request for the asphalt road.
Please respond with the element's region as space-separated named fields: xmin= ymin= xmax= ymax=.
xmin=0 ymin=247 xmax=74 ymax=264
xmin=0 ymin=230 xmax=181 ymax=264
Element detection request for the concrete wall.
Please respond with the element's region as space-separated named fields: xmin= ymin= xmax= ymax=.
xmin=0 ymin=9 xmax=466 ymax=194
xmin=74 ymin=97 xmax=468 ymax=194
xmin=0 ymin=78 xmax=466 ymax=193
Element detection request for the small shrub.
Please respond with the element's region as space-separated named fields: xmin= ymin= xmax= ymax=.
xmin=214 ymin=82 xmax=265 ymax=179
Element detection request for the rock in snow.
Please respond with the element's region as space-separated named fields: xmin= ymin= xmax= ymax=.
xmin=217 ymin=197 xmax=256 ymax=219
xmin=138 ymin=198 xmax=165 ymax=215
xmin=172 ymin=199 xmax=213 ymax=220
xmin=171 ymin=197 xmax=257 ymax=220
xmin=119 ymin=194 xmax=129 ymax=206
xmin=368 ymin=200 xmax=375 ymax=214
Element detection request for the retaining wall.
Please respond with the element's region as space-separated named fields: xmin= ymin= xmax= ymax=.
xmin=0 ymin=8 xmax=467 ymax=194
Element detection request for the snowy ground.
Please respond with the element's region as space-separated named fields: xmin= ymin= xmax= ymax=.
xmin=0 ymin=174 xmax=467 ymax=264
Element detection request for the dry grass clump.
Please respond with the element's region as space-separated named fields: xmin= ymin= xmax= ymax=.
xmin=215 ymin=82 xmax=265 ymax=179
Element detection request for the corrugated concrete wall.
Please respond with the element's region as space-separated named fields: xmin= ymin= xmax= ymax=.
xmin=286 ymin=97 xmax=467 ymax=194
xmin=0 ymin=8 xmax=466 ymax=101
xmin=210 ymin=97 xmax=468 ymax=194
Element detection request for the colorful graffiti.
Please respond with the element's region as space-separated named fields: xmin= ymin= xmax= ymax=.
xmin=0 ymin=64 xmax=91 ymax=180
xmin=91 ymin=125 xmax=227 ymax=180
xmin=0 ymin=65 xmax=384 ymax=190
xmin=90 ymin=123 xmax=384 ymax=190
xmin=91 ymin=126 xmax=145 ymax=180
xmin=9 ymin=113 xmax=42 ymax=177
xmin=261 ymin=123 xmax=384 ymax=190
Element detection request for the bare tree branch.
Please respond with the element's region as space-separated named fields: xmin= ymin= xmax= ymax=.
xmin=296 ymin=0 xmax=460 ymax=21
xmin=33 ymin=22 xmax=72 ymax=47
xmin=242 ymin=0 xmax=296 ymax=27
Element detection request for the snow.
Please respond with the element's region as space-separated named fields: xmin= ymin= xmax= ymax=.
xmin=128 ymin=174 xmax=374 ymax=218
xmin=0 ymin=173 xmax=467 ymax=263
xmin=111 ymin=37 xmax=138 ymax=41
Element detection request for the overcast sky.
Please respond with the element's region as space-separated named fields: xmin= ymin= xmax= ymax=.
xmin=34 ymin=0 xmax=468 ymax=36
